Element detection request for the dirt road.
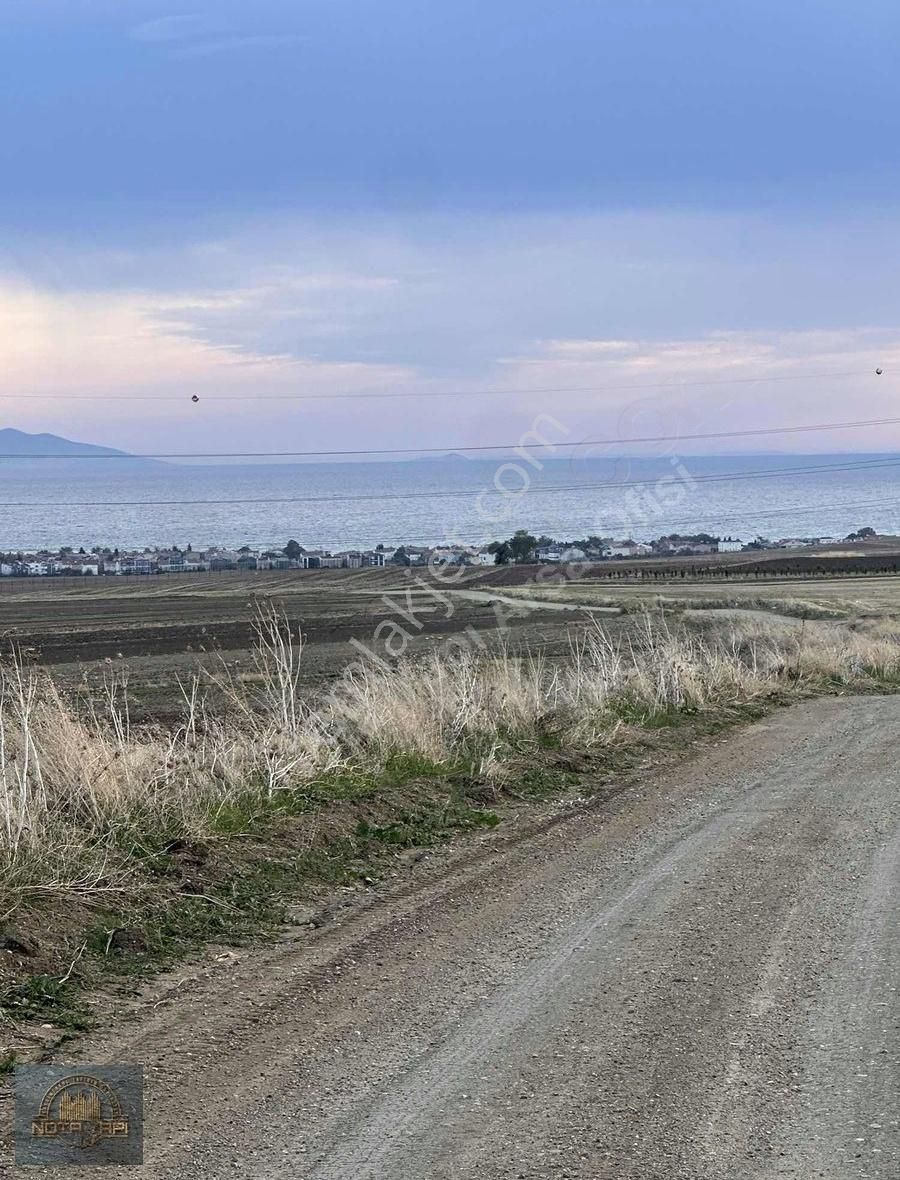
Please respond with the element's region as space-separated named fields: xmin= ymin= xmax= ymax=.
xmin=32 ymin=698 xmax=900 ymax=1178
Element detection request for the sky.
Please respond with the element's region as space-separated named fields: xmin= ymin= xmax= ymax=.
xmin=2 ymin=1 xmax=900 ymax=456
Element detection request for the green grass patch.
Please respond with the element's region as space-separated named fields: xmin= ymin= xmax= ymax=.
xmin=3 ymin=974 xmax=92 ymax=1031
xmin=0 ymin=760 xmax=506 ymax=1031
xmin=608 ymin=695 xmax=697 ymax=728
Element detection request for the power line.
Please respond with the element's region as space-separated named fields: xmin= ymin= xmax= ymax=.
xmin=2 ymin=413 xmax=900 ymax=461
xmin=3 ymin=455 xmax=900 ymax=508
xmin=0 ymin=366 xmax=885 ymax=403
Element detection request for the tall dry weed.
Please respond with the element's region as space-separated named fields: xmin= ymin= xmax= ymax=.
xmin=1 ymin=605 xmax=899 ymax=914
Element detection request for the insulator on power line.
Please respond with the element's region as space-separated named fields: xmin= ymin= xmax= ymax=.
xmin=191 ymin=395 xmax=200 ymax=402
xmin=876 ymin=368 xmax=884 ymax=375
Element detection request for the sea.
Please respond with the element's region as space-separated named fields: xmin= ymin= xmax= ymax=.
xmin=0 ymin=453 xmax=898 ymax=553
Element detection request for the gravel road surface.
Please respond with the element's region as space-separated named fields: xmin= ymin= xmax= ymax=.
xmin=23 ymin=697 xmax=900 ymax=1178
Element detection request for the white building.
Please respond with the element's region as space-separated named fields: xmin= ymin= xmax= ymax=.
xmin=716 ymin=538 xmax=743 ymax=552
xmin=604 ymin=541 xmax=652 ymax=558
xmin=430 ymin=547 xmax=475 ymax=566
xmin=535 ymin=545 xmax=588 ymax=563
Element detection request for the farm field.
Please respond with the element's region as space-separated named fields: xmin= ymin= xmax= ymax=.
xmin=0 ymin=566 xmax=611 ymax=721
xmin=495 ymin=572 xmax=900 ymax=619
xmin=2 ymin=541 xmax=900 ymax=722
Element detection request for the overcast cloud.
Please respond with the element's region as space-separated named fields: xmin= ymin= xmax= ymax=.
xmin=1 ymin=2 xmax=898 ymax=454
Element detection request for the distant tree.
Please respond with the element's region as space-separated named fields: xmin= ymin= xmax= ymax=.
xmin=391 ymin=545 xmax=411 ymax=566
xmin=78 ymin=546 xmax=86 ymax=555
xmin=508 ymin=529 xmax=538 ymax=563
xmin=570 ymin=534 xmax=609 ymax=551
xmin=662 ymin=532 xmax=717 ymax=545
xmin=847 ymin=526 xmax=876 ymax=540
xmin=283 ymin=539 xmax=303 ymax=560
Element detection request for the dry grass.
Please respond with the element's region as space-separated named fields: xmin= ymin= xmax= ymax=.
xmin=1 ymin=607 xmax=899 ymax=920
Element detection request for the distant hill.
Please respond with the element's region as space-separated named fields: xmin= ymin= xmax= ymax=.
xmin=0 ymin=428 xmax=135 ymax=459
xmin=0 ymin=429 xmax=166 ymax=472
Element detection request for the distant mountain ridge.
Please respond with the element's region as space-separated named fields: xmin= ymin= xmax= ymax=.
xmin=0 ymin=428 xmax=133 ymax=458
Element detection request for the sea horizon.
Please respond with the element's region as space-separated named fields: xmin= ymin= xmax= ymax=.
xmin=1 ymin=452 xmax=898 ymax=553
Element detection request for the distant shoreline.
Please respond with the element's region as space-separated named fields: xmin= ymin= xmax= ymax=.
xmin=0 ymin=528 xmax=885 ymax=579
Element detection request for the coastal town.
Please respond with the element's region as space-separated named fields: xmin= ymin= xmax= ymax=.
xmin=0 ymin=529 xmax=869 ymax=577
